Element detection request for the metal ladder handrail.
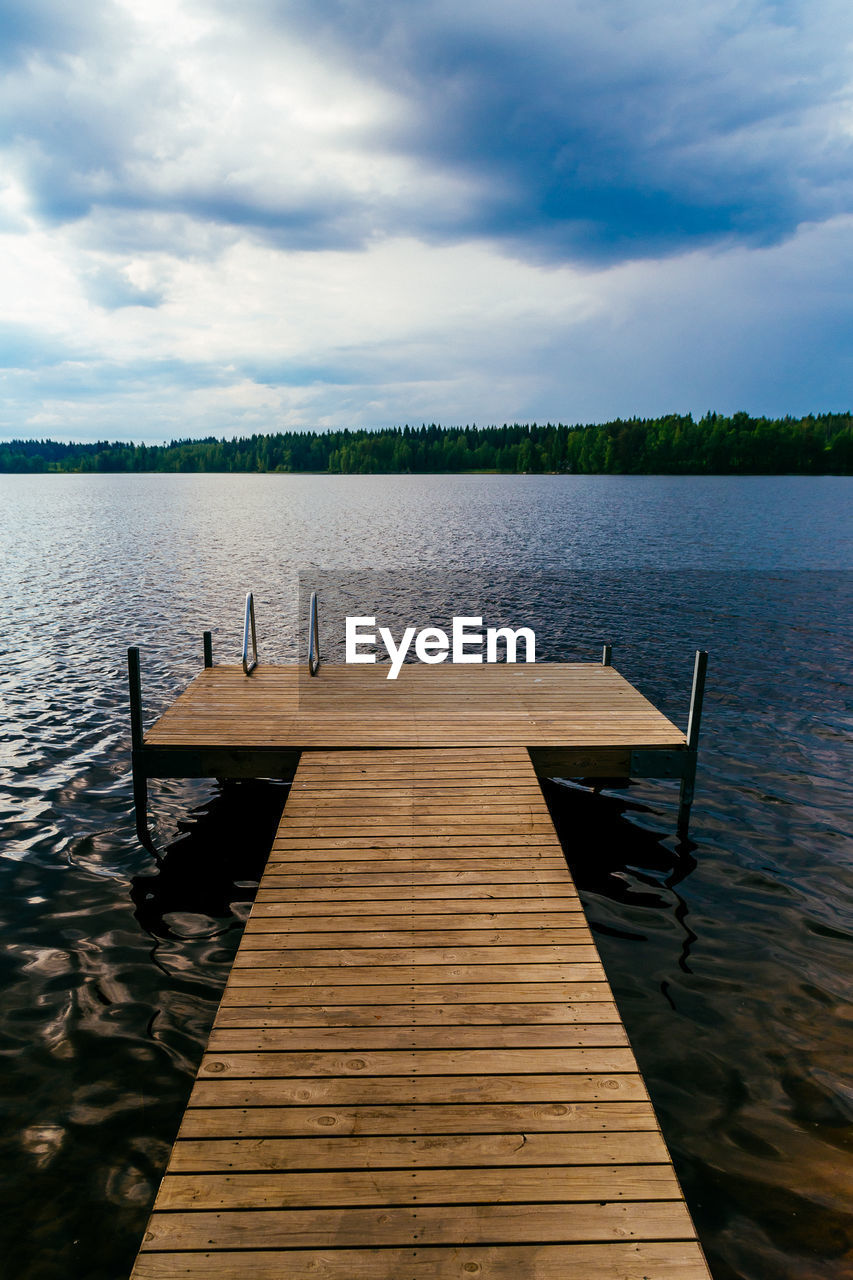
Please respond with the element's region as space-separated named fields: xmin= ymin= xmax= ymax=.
xmin=242 ymin=592 xmax=258 ymax=675
xmin=308 ymin=590 xmax=321 ymax=676
xmin=677 ymin=649 xmax=708 ymax=838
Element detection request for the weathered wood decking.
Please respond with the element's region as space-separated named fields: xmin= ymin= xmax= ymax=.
xmin=131 ymin=738 xmax=711 ymax=1278
xmin=144 ymin=662 xmax=687 ymax=749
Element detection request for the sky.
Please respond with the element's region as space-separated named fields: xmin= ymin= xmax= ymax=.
xmin=1 ymin=0 xmax=853 ymax=441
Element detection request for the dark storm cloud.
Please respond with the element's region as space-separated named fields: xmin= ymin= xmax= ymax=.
xmin=226 ymin=0 xmax=853 ymax=261
xmin=3 ymin=0 xmax=852 ymax=264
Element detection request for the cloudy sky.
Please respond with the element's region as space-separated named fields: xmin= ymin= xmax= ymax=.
xmin=2 ymin=0 xmax=852 ymax=441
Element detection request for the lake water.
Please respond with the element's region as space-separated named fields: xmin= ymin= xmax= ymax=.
xmin=0 ymin=473 xmax=850 ymax=1279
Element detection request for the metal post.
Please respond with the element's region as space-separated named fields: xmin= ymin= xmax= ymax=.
xmin=242 ymin=593 xmax=258 ymax=675
xmin=602 ymin=643 xmax=612 ymax=666
xmin=203 ymin=630 xmax=213 ymax=668
xmin=677 ymin=649 xmax=708 ymax=838
xmin=309 ymin=591 xmax=321 ymax=676
xmin=127 ymin=647 xmax=157 ymax=855
xmin=128 ymin=646 xmax=144 ymax=752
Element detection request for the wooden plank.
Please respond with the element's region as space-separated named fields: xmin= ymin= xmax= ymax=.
xmin=277 ymin=811 xmax=556 ymax=823
xmin=224 ymin=962 xmax=608 ymax=984
xmin=205 ymin=1023 xmax=629 ymax=1051
xmin=231 ymin=944 xmax=600 ymax=965
xmin=132 ymin=1241 xmax=713 ymax=1279
xmin=212 ymin=1001 xmax=624 ymax=1027
xmin=240 ymin=927 xmax=595 ymax=946
xmin=229 ymin=931 xmax=594 ymax=952
xmin=188 ymin=1073 xmax=650 ymax=1107
xmin=216 ymin=982 xmax=614 ymax=1004
xmin=257 ymin=860 xmax=571 ymax=880
xmin=168 ymin=1128 xmax=670 ymax=1170
xmin=194 ymin=1047 xmax=639 ymax=1077
xmin=249 ymin=907 xmax=585 ymax=925
xmin=139 ymin=1200 xmax=697 ymax=1250
xmin=154 ymin=1164 xmax=681 ymax=1209
xmin=267 ymin=838 xmax=564 ymax=852
xmin=177 ymin=1100 xmax=661 ymax=1138
xmin=254 ymin=873 xmax=573 ymax=887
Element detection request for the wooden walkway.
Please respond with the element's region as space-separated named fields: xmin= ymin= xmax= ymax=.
xmin=132 ymin=745 xmax=711 ymax=1279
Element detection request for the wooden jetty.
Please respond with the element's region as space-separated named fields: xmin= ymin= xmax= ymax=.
xmin=128 ymin=626 xmax=710 ymax=1278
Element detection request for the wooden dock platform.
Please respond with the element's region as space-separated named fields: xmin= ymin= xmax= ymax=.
xmin=130 ymin=706 xmax=711 ymax=1277
xmin=132 ymin=662 xmax=690 ymax=791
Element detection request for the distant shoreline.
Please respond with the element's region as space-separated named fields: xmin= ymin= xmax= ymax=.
xmin=3 ymin=468 xmax=851 ymax=478
xmin=2 ymin=413 xmax=851 ymax=475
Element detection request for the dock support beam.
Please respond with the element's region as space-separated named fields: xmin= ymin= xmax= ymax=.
xmin=677 ymin=649 xmax=708 ymax=839
xmin=602 ymin=643 xmax=612 ymax=666
xmin=203 ymin=630 xmax=213 ymax=668
xmin=128 ymin=647 xmax=157 ymax=856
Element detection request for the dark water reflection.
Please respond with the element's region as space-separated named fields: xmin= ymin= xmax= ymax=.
xmin=0 ymin=474 xmax=850 ymax=1279
xmin=0 ymin=781 xmax=287 ymax=1280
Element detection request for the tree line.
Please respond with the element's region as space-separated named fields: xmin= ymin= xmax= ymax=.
xmin=1 ymin=412 xmax=850 ymax=474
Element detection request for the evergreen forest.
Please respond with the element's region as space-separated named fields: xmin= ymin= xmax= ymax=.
xmin=1 ymin=412 xmax=850 ymax=474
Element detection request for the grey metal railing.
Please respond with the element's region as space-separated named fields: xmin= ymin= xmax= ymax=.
xmin=242 ymin=592 xmax=258 ymax=675
xmin=308 ymin=590 xmax=321 ymax=676
xmin=677 ymin=649 xmax=708 ymax=836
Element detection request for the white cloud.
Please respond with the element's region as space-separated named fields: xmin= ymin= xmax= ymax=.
xmin=2 ymin=212 xmax=852 ymax=440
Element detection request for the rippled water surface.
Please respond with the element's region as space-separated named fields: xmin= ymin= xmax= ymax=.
xmin=0 ymin=473 xmax=850 ymax=1279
